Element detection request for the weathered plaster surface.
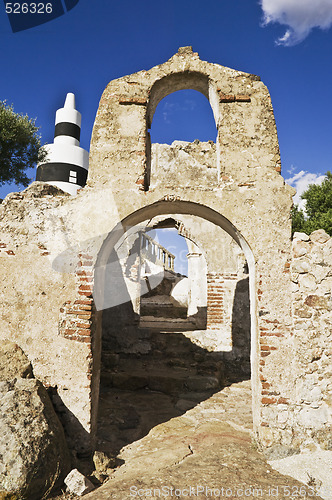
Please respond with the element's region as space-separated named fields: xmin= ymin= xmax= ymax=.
xmin=0 ymin=47 xmax=330 ymax=457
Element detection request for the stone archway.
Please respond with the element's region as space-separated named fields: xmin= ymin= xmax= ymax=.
xmin=145 ymin=67 xmax=220 ymax=190
xmin=143 ymin=215 xmax=208 ymax=329
xmin=93 ymin=200 xmax=258 ymax=447
xmin=0 ymin=48 xmax=302 ymax=459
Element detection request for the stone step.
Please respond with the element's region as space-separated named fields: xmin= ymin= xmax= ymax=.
xmin=140 ymin=305 xmax=188 ymax=319
xmin=139 ymin=316 xmax=196 ymax=330
xmin=100 ymin=367 xmax=222 ymax=396
xmin=101 ymin=349 xmax=209 ymax=371
xmin=113 ymin=356 xmax=223 ymax=374
xmin=140 ymin=294 xmax=175 ymax=306
xmin=140 ymin=295 xmax=187 ymax=319
xmin=101 ymin=354 xmax=224 ymax=396
xmin=102 ymin=330 xmax=224 ymax=366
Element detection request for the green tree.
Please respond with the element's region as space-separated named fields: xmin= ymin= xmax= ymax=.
xmin=291 ymin=204 xmax=306 ymax=234
xmin=292 ymin=171 xmax=332 ymax=236
xmin=0 ymin=100 xmax=46 ymax=187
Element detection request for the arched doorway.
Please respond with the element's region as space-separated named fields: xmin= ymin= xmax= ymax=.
xmin=93 ymin=200 xmax=257 ymax=454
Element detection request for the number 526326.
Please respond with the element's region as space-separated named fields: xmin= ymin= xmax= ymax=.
xmin=5 ymin=3 xmax=53 ymax=14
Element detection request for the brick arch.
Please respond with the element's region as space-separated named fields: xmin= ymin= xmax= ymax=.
xmin=142 ymin=214 xmax=242 ymax=331
xmin=95 ymin=200 xmax=253 ymax=268
xmin=144 ymin=214 xmax=206 ymax=257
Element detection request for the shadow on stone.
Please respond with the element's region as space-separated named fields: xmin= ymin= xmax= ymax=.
xmin=0 ymin=341 xmax=71 ymax=500
xmin=98 ymin=272 xmax=251 ymax=457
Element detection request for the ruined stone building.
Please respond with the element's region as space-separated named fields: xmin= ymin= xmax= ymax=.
xmin=0 ymin=47 xmax=331 ymax=458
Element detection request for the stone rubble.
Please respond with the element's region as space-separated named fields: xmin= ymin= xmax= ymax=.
xmin=0 ymin=341 xmax=71 ymax=500
xmin=64 ymin=469 xmax=95 ymax=496
xmin=291 ymin=230 xmax=332 ymax=452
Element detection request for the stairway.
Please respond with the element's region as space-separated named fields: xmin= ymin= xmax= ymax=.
xmin=101 ymin=327 xmax=225 ymax=399
xmin=139 ymin=270 xmax=194 ymax=330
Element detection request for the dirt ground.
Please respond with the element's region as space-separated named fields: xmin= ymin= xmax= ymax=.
xmin=50 ymin=379 xmax=326 ymax=500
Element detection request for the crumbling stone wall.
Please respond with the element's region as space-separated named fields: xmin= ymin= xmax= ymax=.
xmin=291 ymin=230 xmax=331 ymax=448
xmin=84 ymin=45 xmax=296 ymax=455
xmin=0 ymin=47 xmax=330 ymax=458
xmin=258 ymin=229 xmax=332 ymax=457
xmin=0 ymin=185 xmax=96 ymax=453
xmin=150 ymin=141 xmax=217 ymax=189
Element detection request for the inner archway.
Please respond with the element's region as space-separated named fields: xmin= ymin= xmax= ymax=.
xmin=140 ymin=224 xmax=191 ymax=329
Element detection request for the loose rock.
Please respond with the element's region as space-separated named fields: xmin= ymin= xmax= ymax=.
xmin=310 ymin=229 xmax=330 ymax=244
xmin=293 ymin=232 xmax=310 ymax=241
xmin=0 ymin=342 xmax=70 ymax=500
xmin=0 ymin=340 xmax=33 ymax=381
xmin=64 ymin=469 xmax=94 ymax=496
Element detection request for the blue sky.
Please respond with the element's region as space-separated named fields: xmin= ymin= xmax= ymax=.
xmin=148 ymin=228 xmax=189 ymax=275
xmin=1 ymin=0 xmax=332 ymax=209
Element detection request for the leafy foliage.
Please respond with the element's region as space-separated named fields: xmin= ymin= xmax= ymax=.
xmin=0 ymin=101 xmax=46 ymax=187
xmin=291 ymin=204 xmax=306 ymax=234
xmin=292 ymin=171 xmax=332 ymax=236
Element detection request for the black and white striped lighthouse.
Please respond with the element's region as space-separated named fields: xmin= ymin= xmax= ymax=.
xmin=36 ymin=93 xmax=89 ymax=195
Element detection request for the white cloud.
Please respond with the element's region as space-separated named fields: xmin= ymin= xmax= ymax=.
xmin=286 ymin=170 xmax=326 ymax=210
xmin=183 ymin=99 xmax=196 ymax=111
xmin=260 ymin=0 xmax=332 ymax=45
xmin=162 ymin=102 xmax=175 ymax=123
xmin=286 ymin=164 xmax=296 ymax=175
xmin=162 ymin=100 xmax=197 ymax=123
